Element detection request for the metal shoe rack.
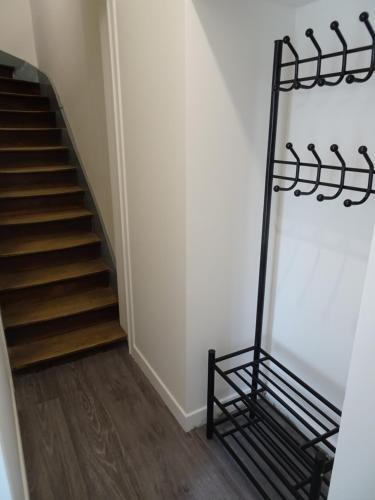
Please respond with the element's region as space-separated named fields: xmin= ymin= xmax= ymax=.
xmin=206 ymin=11 xmax=375 ymax=500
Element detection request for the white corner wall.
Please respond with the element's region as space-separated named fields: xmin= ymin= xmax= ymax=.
xmin=106 ymin=0 xmax=371 ymax=443
xmin=29 ymin=0 xmax=115 ymax=248
xmin=113 ymin=0 xmax=296 ymax=428
xmin=185 ymin=0 xmax=295 ymax=417
xmin=328 ymin=224 xmax=375 ymax=499
xmin=0 ymin=316 xmax=29 ymax=500
xmin=0 ymin=0 xmax=37 ymax=65
xmin=114 ymin=0 xmax=187 ymax=416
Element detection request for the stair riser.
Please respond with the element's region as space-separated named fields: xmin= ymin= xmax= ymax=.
xmin=0 ymin=192 xmax=84 ymax=211
xmin=0 ymin=170 xmax=76 ymax=187
xmin=0 ymin=66 xmax=14 ymax=78
xmin=0 ymin=79 xmax=40 ymax=95
xmin=0 ymin=148 xmax=69 ymax=166
xmin=0 ymin=245 xmax=101 ymax=272
xmin=0 ymin=94 xmax=49 ymax=111
xmin=1 ymin=271 xmax=110 ymax=302
xmin=0 ymin=129 xmax=62 ymax=147
xmin=0 ymin=111 xmax=56 ymax=128
xmin=6 ymin=306 xmax=119 ymax=345
xmin=2 ymin=274 xmax=110 ymax=303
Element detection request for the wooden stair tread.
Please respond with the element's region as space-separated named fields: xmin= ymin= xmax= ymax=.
xmin=0 ymin=258 xmax=109 ymax=292
xmin=0 ymin=146 xmax=67 ymax=152
xmin=0 ymin=185 xmax=83 ymax=199
xmin=0 ymin=127 xmax=60 ymax=131
xmin=3 ymin=286 xmax=118 ymax=328
xmin=0 ymin=231 xmax=100 ymax=257
xmin=0 ymin=207 xmax=92 ymax=226
xmin=0 ymin=91 xmax=46 ymax=99
xmin=0 ymin=109 xmax=52 ymax=114
xmin=9 ymin=321 xmax=126 ymax=370
xmin=0 ymin=165 xmax=75 ymax=174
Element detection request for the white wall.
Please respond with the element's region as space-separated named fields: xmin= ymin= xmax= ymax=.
xmin=0 ymin=0 xmax=37 ymax=65
xmin=114 ymin=0 xmax=187 ymax=411
xmin=328 ymin=224 xmax=375 ymax=499
xmin=185 ymin=0 xmax=295 ymax=414
xmin=29 ymin=0 xmax=115 ymax=247
xmin=110 ymin=0 xmax=296 ymax=426
xmin=111 ymin=0 xmax=371 ymax=437
xmin=0 ymin=316 xmax=29 ymax=500
xmin=270 ymin=0 xmax=375 ymax=410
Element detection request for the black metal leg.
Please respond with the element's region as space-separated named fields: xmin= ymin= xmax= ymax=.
xmin=251 ymin=39 xmax=283 ymax=399
xmin=309 ymin=451 xmax=326 ymax=500
xmin=206 ymin=349 xmax=216 ymax=439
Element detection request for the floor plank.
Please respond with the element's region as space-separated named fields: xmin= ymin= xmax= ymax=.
xmin=14 ymin=343 xmax=260 ymax=500
xmin=17 ymin=398 xmax=88 ymax=500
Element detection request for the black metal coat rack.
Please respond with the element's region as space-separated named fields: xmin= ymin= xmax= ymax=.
xmin=206 ymin=11 xmax=374 ymax=500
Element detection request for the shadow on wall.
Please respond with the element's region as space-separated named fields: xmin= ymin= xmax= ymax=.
xmin=187 ymin=0 xmax=294 ymax=355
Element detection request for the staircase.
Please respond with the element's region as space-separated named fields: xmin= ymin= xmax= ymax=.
xmin=0 ymin=63 xmax=126 ymax=370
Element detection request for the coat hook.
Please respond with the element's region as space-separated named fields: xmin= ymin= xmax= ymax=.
xmin=346 ymin=13 xmax=375 ymax=84
xmin=274 ymin=143 xmax=300 ymax=192
xmin=317 ymin=145 xmax=346 ymax=202
xmin=299 ymin=29 xmax=323 ymax=89
xmin=295 ymin=144 xmax=322 ymax=197
xmin=279 ymin=36 xmax=301 ymax=91
xmin=344 ymin=146 xmax=374 ymax=207
xmin=319 ymin=21 xmax=348 ymax=86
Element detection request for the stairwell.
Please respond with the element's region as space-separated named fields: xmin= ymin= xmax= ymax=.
xmin=0 ymin=62 xmax=126 ymax=370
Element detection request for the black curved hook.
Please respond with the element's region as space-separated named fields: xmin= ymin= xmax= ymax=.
xmin=279 ymin=36 xmax=301 ymax=92
xmin=344 ymin=146 xmax=374 ymax=207
xmin=295 ymin=144 xmax=322 ymax=197
xmin=274 ymin=143 xmax=300 ymax=192
xmin=346 ymin=13 xmax=375 ymax=84
xmin=299 ymin=29 xmax=323 ymax=89
xmin=319 ymin=21 xmax=348 ymax=86
xmin=317 ymin=145 xmax=346 ymax=202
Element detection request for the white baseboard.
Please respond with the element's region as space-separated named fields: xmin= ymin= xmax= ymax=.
xmin=131 ymin=344 xmax=236 ymax=432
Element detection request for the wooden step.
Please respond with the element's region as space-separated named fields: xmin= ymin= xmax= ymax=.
xmin=0 ymin=128 xmax=62 ymax=147
xmin=0 ymin=184 xmax=82 ymax=199
xmin=0 ymin=258 xmax=109 ymax=293
xmin=0 ymin=166 xmax=76 ymax=189
xmin=0 ymin=92 xmax=49 ymax=111
xmin=0 ymin=145 xmax=67 ymax=152
xmin=0 ymin=77 xmax=40 ymax=95
xmin=3 ymin=285 xmax=118 ymax=329
xmin=0 ymin=165 xmax=75 ymax=174
xmin=0 ymin=231 xmax=100 ymax=257
xmin=0 ymin=110 xmax=56 ymax=128
xmin=9 ymin=321 xmax=126 ymax=371
xmin=0 ymin=207 xmax=92 ymax=226
xmin=0 ymin=146 xmax=69 ymax=166
xmin=0 ymin=65 xmax=14 ymax=78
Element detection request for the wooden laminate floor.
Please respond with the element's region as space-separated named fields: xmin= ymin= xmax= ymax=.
xmin=14 ymin=343 xmax=260 ymax=500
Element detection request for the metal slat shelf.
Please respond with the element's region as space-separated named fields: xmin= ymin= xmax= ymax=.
xmin=208 ymin=347 xmax=340 ymax=499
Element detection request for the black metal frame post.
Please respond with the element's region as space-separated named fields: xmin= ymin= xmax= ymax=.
xmin=206 ymin=349 xmax=216 ymax=439
xmin=309 ymin=452 xmax=327 ymax=499
xmin=251 ymin=39 xmax=283 ymax=398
